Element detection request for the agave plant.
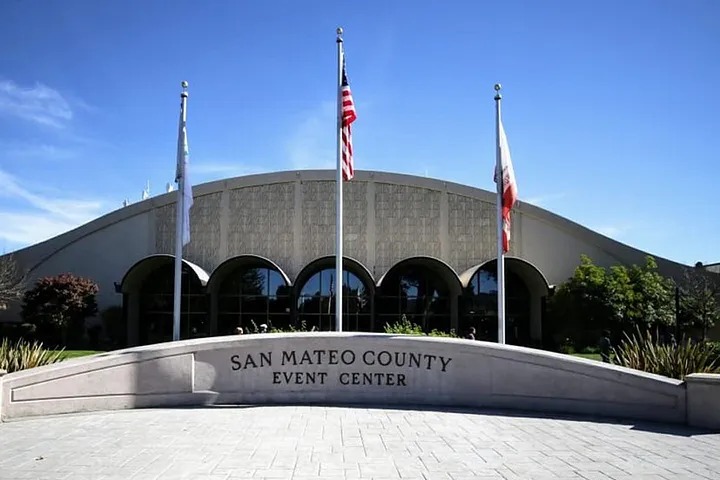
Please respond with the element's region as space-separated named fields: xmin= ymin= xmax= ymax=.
xmin=613 ymin=326 xmax=720 ymax=380
xmin=0 ymin=338 xmax=65 ymax=374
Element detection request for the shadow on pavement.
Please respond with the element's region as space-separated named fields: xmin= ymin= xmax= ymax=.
xmin=158 ymin=402 xmax=720 ymax=437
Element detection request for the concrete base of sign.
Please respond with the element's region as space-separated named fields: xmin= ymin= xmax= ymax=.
xmin=0 ymin=333 xmax=710 ymax=427
xmin=686 ymin=373 xmax=720 ymax=430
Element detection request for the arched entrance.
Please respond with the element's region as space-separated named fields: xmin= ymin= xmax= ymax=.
xmin=294 ymin=256 xmax=374 ymax=332
xmin=120 ymin=254 xmax=209 ymax=346
xmin=207 ymin=255 xmax=292 ymax=334
xmin=376 ymin=257 xmax=462 ymax=333
xmin=460 ymin=257 xmax=550 ymax=346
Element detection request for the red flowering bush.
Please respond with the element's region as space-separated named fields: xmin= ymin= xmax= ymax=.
xmin=21 ymin=273 xmax=99 ymax=348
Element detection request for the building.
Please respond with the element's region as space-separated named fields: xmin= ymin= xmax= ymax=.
xmin=0 ymin=170 xmax=698 ymax=346
xmin=704 ymin=263 xmax=720 ymax=275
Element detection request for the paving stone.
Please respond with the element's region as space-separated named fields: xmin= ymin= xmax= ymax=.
xmin=0 ymin=406 xmax=719 ymax=479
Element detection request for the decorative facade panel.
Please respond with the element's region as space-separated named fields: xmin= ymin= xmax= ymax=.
xmin=447 ymin=194 xmax=496 ymax=273
xmin=154 ymin=204 xmax=176 ymax=256
xmin=153 ymin=193 xmax=223 ymax=273
xmin=185 ymin=193 xmax=222 ymax=272
xmin=228 ymin=183 xmax=295 ymax=275
xmin=301 ymin=181 xmax=335 ymax=263
xmin=374 ymin=183 xmax=441 ymax=275
xmin=300 ymin=181 xmax=368 ymax=267
xmin=342 ymin=182 xmax=368 ymax=267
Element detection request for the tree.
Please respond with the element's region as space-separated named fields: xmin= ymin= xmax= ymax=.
xmin=625 ymin=256 xmax=675 ymax=328
xmin=548 ymin=255 xmax=676 ymax=349
xmin=0 ymin=255 xmax=26 ymax=308
xmin=605 ymin=264 xmax=634 ymax=324
xmin=21 ymin=273 xmax=99 ymax=347
xmin=679 ymin=264 xmax=720 ymax=341
xmin=548 ymin=255 xmax=614 ymax=346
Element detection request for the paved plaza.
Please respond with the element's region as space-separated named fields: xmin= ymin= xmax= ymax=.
xmin=1 ymin=405 xmax=719 ymax=480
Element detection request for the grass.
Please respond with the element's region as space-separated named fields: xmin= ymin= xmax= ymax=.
xmin=53 ymin=350 xmax=104 ymax=360
xmin=571 ymin=353 xmax=603 ymax=361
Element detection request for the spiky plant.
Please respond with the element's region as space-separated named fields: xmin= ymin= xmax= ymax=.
xmin=613 ymin=326 xmax=720 ymax=380
xmin=0 ymin=338 xmax=65 ymax=373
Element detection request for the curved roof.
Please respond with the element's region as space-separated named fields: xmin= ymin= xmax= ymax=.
xmin=459 ymin=256 xmax=552 ymax=290
xmin=376 ymin=255 xmax=463 ymax=293
xmin=120 ymin=254 xmax=209 ymax=293
xmin=8 ymin=169 xmax=691 ymax=276
xmin=206 ymin=254 xmax=292 ymax=291
xmin=294 ymin=255 xmax=376 ymax=292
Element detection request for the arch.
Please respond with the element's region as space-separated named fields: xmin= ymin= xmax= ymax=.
xmin=120 ymin=254 xmax=209 ymax=294
xmin=294 ymin=255 xmax=375 ymax=292
xmin=377 ymin=256 xmax=462 ymax=291
xmin=120 ymin=254 xmax=209 ymax=346
xmin=294 ymin=256 xmax=375 ymax=332
xmin=208 ymin=255 xmax=293 ymax=335
xmin=376 ymin=256 xmax=463 ymax=333
xmin=459 ymin=256 xmax=550 ymax=293
xmin=207 ymin=254 xmax=292 ymax=293
xmin=460 ymin=256 xmax=550 ymax=346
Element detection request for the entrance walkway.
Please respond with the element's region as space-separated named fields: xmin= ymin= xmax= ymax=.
xmin=1 ymin=405 xmax=719 ymax=479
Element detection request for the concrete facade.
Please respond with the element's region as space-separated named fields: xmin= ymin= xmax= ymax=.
xmin=0 ymin=170 xmax=696 ymax=343
xmin=1 ymin=333 xmax=702 ymax=426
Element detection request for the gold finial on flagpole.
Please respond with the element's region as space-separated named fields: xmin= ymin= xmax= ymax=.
xmin=494 ymin=83 xmax=502 ymax=101
xmin=181 ymin=81 xmax=189 ymax=98
xmin=337 ymin=27 xmax=343 ymax=43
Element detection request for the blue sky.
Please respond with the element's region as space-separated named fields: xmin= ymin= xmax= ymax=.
xmin=0 ymin=0 xmax=717 ymax=266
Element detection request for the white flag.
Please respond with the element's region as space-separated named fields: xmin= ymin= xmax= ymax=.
xmin=176 ymin=106 xmax=193 ymax=246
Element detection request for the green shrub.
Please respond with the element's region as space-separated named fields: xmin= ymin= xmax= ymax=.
xmin=613 ymin=327 xmax=720 ymax=380
xmin=270 ymin=320 xmax=311 ymax=333
xmin=383 ymin=316 xmax=458 ymax=338
xmin=384 ymin=316 xmax=425 ymax=335
xmin=559 ymin=337 xmax=575 ymax=354
xmin=0 ymin=338 xmax=65 ymax=373
xmin=428 ymin=328 xmax=458 ymax=338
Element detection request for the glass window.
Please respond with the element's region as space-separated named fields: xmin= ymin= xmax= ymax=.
xmin=217 ymin=265 xmax=291 ymax=334
xmin=461 ymin=264 xmax=531 ymax=345
xmin=138 ymin=263 xmax=207 ymax=345
xmin=376 ymin=265 xmax=452 ymax=333
xmin=296 ymin=268 xmax=371 ymax=332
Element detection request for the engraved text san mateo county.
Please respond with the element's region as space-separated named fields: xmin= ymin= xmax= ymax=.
xmin=229 ymin=349 xmax=452 ymax=387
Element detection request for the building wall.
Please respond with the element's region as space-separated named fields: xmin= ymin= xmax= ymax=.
xmin=0 ymin=170 xmax=693 ymax=322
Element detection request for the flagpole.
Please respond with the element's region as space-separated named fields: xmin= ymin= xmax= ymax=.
xmin=494 ymin=83 xmax=506 ymax=345
xmin=172 ymin=81 xmax=189 ymax=342
xmin=335 ymin=27 xmax=344 ymax=333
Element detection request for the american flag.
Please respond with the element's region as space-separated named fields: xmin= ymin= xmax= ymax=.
xmin=340 ymin=53 xmax=357 ymax=181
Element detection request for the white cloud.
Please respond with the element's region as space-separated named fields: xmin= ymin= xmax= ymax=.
xmin=0 ymin=79 xmax=74 ymax=128
xmin=0 ymin=169 xmax=104 ymax=248
xmin=0 ymin=212 xmax=90 ymax=246
xmin=522 ymin=192 xmax=568 ymax=207
xmin=286 ymin=101 xmax=336 ymax=170
xmin=3 ymin=143 xmax=77 ymax=160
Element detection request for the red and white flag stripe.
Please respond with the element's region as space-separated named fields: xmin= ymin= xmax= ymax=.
xmin=494 ymin=118 xmax=518 ymax=253
xmin=340 ymin=52 xmax=357 ymax=181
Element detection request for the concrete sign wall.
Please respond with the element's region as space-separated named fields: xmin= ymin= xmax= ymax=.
xmin=0 ymin=333 xmax=695 ymax=425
